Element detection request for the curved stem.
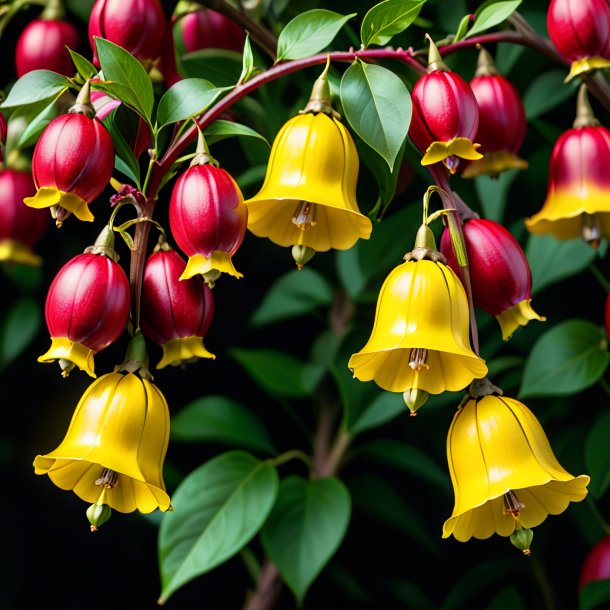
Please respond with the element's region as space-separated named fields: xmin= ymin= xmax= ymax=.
xmin=271 ymin=449 xmax=313 ymax=469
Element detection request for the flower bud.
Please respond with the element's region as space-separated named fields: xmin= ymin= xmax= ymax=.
xmin=169 ymin=159 xmax=247 ymax=287
xmin=179 ymin=8 xmax=245 ymax=53
xmin=291 ymin=245 xmax=316 ymax=269
xmin=24 ymin=112 xmax=115 ymax=224
xmin=510 ymin=526 xmax=533 ymax=556
xmin=579 ymin=535 xmax=610 ymax=590
xmin=141 ymin=245 xmax=215 ymax=369
xmin=86 ymin=502 xmax=112 ymax=531
xmin=0 ymin=169 xmax=49 ymax=266
xmin=15 ymin=18 xmax=79 ymax=77
xmin=89 ymin=0 xmax=167 ymax=67
xmin=547 ymin=0 xmax=610 ymax=81
xmin=440 ymin=218 xmax=545 ymax=340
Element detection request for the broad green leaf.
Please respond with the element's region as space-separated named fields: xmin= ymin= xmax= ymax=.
xmin=95 ymin=37 xmax=154 ymax=121
xmin=453 ymin=13 xmax=472 ymax=42
xmin=486 ymin=587 xmax=526 ymax=610
xmin=276 ymin=9 xmax=357 ymax=61
xmin=585 ymin=411 xmax=610 ymax=499
xmin=340 ymin=60 xmax=411 ymax=170
xmin=523 ymin=70 xmax=579 ymax=119
xmin=68 ymin=48 xmax=98 ymax=80
xmin=181 ymin=49 xmax=243 ymax=87
xmin=348 ymin=391 xmax=406 ymax=435
xmin=354 ymin=439 xmax=450 ymax=491
xmin=204 ymin=119 xmax=269 ymax=146
xmin=158 ymin=451 xmax=278 ymax=603
xmin=466 ymin=0 xmax=523 ymax=38
xmin=0 ymin=70 xmax=71 ymax=108
xmin=580 ymin=580 xmax=610 ymax=610
xmin=360 ymin=0 xmax=426 ymax=47
xmin=239 ymin=33 xmax=256 ymax=84
xmin=0 ymin=297 xmax=41 ymax=369
xmin=170 ymin=395 xmax=275 ymax=454
xmin=156 ymin=78 xmax=227 ymax=129
xmin=17 ymin=96 xmax=61 ymax=149
xmin=261 ymin=476 xmax=351 ymax=602
xmin=230 ymin=348 xmax=325 ymax=398
xmin=526 ymin=234 xmax=597 ymax=294
xmin=474 ymin=170 xmax=518 ymax=223
xmin=250 ymin=267 xmax=333 ymax=327
xmin=519 ymin=319 xmax=610 ymax=398
xmin=104 ymin=107 xmax=141 ymax=187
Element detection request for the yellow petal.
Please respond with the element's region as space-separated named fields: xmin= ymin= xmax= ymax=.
xmin=180 ymin=251 xmax=243 ymax=281
xmin=156 ymin=336 xmax=216 ymax=369
xmin=496 ymin=299 xmax=546 ymax=341
xmin=24 ymin=187 xmax=94 ymax=222
xmin=565 ymin=56 xmax=610 ymax=83
xmin=37 ymin=337 xmax=96 ymax=377
xmin=420 ymin=138 xmax=483 ymax=166
xmin=0 ymin=239 xmax=42 ymax=266
xmin=461 ymin=151 xmax=528 ymax=179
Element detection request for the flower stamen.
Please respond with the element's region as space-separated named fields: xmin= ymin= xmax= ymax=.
xmin=95 ymin=468 xmax=119 ymax=489
xmin=292 ymin=201 xmax=317 ymax=231
xmin=581 ymin=213 xmax=602 ymax=248
xmin=409 ymin=347 xmax=430 ymax=371
xmin=503 ymin=490 xmax=525 ymax=517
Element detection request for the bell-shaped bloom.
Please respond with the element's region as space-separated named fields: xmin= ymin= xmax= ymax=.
xmin=180 ymin=8 xmax=245 ymax=53
xmin=547 ymin=0 xmax=610 ymax=82
xmin=441 ymin=218 xmax=545 ymax=340
xmin=89 ymin=0 xmax=167 ymax=67
xmin=141 ymin=246 xmax=215 ymax=368
xmin=169 ymin=156 xmax=247 ymax=286
xmin=34 ymin=372 xmax=171 ymax=514
xmin=443 ymin=393 xmax=589 ymax=542
xmin=348 ymin=257 xmax=488 ymax=408
xmin=579 ymin=535 xmax=610 ymax=590
xmin=24 ymin=112 xmax=115 ymax=223
xmin=0 ymin=169 xmax=49 ymax=266
xmin=38 ymin=244 xmax=130 ymax=377
xmin=462 ymin=48 xmax=527 ymax=178
xmin=246 ymin=112 xmax=372 ymax=253
xmin=15 ymin=18 xmax=79 ymax=77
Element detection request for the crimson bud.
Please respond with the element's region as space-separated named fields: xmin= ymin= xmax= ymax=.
xmin=38 ymin=226 xmax=130 ymax=377
xmin=141 ymin=242 xmax=215 ymax=369
xmin=0 ymin=111 xmax=7 ymax=164
xmin=579 ymin=535 xmax=610 ymax=590
xmin=180 ymin=8 xmax=245 ymax=54
xmin=440 ymin=217 xmax=545 ymax=340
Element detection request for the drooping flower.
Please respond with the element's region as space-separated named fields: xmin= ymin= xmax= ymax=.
xmin=547 ymin=0 xmax=610 ymax=82
xmin=141 ymin=241 xmax=215 ymax=368
xmin=525 ymin=85 xmax=610 ymax=248
xmin=440 ymin=217 xmax=545 ymax=340
xmin=579 ymin=535 xmax=610 ymax=590
xmin=348 ymin=222 xmax=487 ymax=414
xmin=34 ymin=370 xmax=172 ymax=522
xmin=179 ymin=8 xmax=245 ymax=53
xmin=408 ymin=36 xmax=482 ymax=173
xmin=461 ymin=47 xmax=528 ymax=179
xmin=245 ymin=63 xmax=372 ymax=267
xmin=443 ymin=391 xmax=589 ymax=546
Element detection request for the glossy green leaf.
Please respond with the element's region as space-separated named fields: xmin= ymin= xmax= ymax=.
xmin=239 ymin=33 xmax=256 ymax=84
xmin=261 ymin=476 xmax=351 ymax=602
xmin=340 ymin=60 xmax=411 ymax=170
xmin=68 ymin=48 xmax=98 ymax=80
xmin=181 ymin=49 xmax=243 ymax=87
xmin=523 ymin=70 xmax=579 ymax=119
xmin=585 ymin=411 xmax=610 ymax=499
xmin=158 ymin=451 xmax=279 ymax=603
xmin=0 ymin=70 xmax=71 ymax=108
xmin=276 ymin=9 xmax=357 ymax=61
xmin=171 ymin=395 xmax=275 ymax=454
xmin=360 ymin=0 xmax=426 ymax=47
xmin=526 ymin=234 xmax=597 ymax=294
xmin=250 ymin=267 xmax=333 ymax=327
xmin=453 ymin=13 xmax=472 ymax=42
xmin=580 ymin=580 xmax=610 ymax=610
xmin=466 ymin=0 xmax=523 ymax=38
xmin=0 ymin=297 xmax=41 ymax=369
xmin=519 ymin=319 xmax=610 ymax=398
xmin=230 ymin=348 xmax=325 ymax=398
xmin=104 ymin=107 xmax=141 ymax=187
xmin=95 ymin=37 xmax=154 ymax=121
xmin=348 ymin=391 xmax=406 ymax=434
xmin=17 ymin=96 xmax=61 ymax=149
xmin=204 ymin=119 xmax=269 ymax=146
xmin=156 ymin=78 xmax=227 ymax=129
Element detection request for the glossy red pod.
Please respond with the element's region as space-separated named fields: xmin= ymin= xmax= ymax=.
xmin=89 ymin=0 xmax=167 ymax=66
xmin=579 ymin=535 xmax=610 ymax=590
xmin=0 ymin=169 xmax=49 ymax=266
xmin=180 ymin=9 xmax=245 ymax=53
xmin=141 ymin=246 xmax=215 ymax=368
xmin=169 ymin=159 xmax=247 ymax=286
xmin=15 ymin=18 xmax=79 ymax=77
xmin=24 ymin=112 xmax=115 ymax=223
xmin=440 ymin=218 xmax=544 ymax=340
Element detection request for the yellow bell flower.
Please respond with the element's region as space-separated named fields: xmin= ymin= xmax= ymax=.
xmin=443 ymin=393 xmax=589 ymax=543
xmin=34 ymin=372 xmax=172 ymax=516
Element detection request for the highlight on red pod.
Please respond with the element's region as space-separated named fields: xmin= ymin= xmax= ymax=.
xmin=579 ymin=535 xmax=610 ymax=592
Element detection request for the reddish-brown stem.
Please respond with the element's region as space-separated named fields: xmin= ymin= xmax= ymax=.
xmin=129 ymin=202 xmax=154 ymax=332
xmin=243 ymin=560 xmax=283 ymax=610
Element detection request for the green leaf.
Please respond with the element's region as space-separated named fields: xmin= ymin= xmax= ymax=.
xmin=340 ymin=60 xmax=411 ymax=170
xmin=94 ymin=37 xmax=154 ymax=121
xmin=239 ymin=32 xmax=256 ymax=84
xmin=17 ymin=96 xmax=61 ymax=149
xmin=0 ymin=297 xmax=41 ymax=369
xmin=181 ymin=49 xmax=243 ymax=87
xmin=465 ymin=0 xmax=523 ymax=38
xmin=68 ymin=48 xmax=98 ymax=80
xmin=585 ymin=411 xmax=610 ymax=499
xmin=486 ymin=587 xmax=526 ymax=610
xmin=348 ymin=391 xmax=406 ymax=435
xmin=519 ymin=319 xmax=610 ymax=398
xmin=276 ymin=9 xmax=357 ymax=61
xmin=250 ymin=267 xmax=333 ymax=327
xmin=0 ymin=70 xmax=71 ymax=108
xmin=204 ymin=119 xmax=269 ymax=147
xmin=158 ymin=451 xmax=279 ymax=603
xmin=526 ymin=234 xmax=597 ymax=294
xmin=523 ymin=70 xmax=579 ymax=119
xmin=170 ymin=395 xmax=275 ymax=454
xmin=581 ymin=580 xmax=610 ymax=610
xmin=156 ymin=78 xmax=227 ymax=130
xmin=360 ymin=0 xmax=426 ymax=47
xmin=474 ymin=170 xmax=518 ymax=224
xmin=230 ymin=348 xmax=325 ymax=398
xmin=453 ymin=13 xmax=472 ymax=42
xmin=260 ymin=476 xmax=351 ymax=602
xmin=104 ymin=107 xmax=141 ymax=188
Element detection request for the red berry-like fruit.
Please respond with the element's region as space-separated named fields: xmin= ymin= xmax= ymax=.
xmin=579 ymin=535 xmax=610 ymax=590
xmin=180 ymin=9 xmax=245 ymax=54
xmin=141 ymin=244 xmax=215 ymax=369
xmin=15 ymin=18 xmax=79 ymax=77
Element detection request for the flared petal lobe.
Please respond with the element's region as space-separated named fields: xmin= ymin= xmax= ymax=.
xmin=443 ymin=394 xmax=589 ymax=542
